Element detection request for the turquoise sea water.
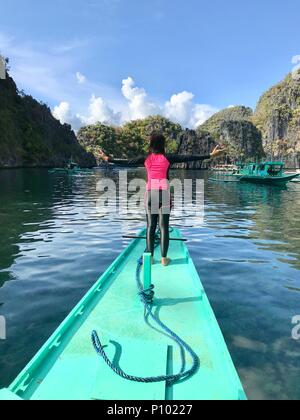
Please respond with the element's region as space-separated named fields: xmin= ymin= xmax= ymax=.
xmin=0 ymin=168 xmax=299 ymax=400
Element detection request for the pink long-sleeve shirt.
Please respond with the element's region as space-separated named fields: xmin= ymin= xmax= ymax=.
xmin=145 ymin=153 xmax=171 ymax=191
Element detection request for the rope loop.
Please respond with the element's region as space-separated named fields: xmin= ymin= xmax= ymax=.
xmin=139 ymin=284 xmax=155 ymax=305
xmin=91 ymin=228 xmax=200 ymax=385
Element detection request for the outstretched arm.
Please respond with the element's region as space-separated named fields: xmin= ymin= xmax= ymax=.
xmin=108 ymin=156 xmax=146 ymax=166
xmin=166 ymin=146 xmax=227 ymax=164
xmin=99 ymin=150 xmax=146 ymax=166
xmin=166 ymin=154 xmax=211 ymax=164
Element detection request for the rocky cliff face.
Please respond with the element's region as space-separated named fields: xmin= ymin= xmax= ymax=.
xmin=253 ymin=70 xmax=300 ymax=167
xmin=0 ymin=73 xmax=96 ymax=168
xmin=200 ymin=106 xmax=253 ymax=138
xmin=174 ymin=129 xmax=216 ymax=169
xmin=196 ymin=106 xmax=265 ymax=162
xmin=220 ymin=120 xmax=265 ymax=160
xmin=177 ymin=80 xmax=300 ymax=167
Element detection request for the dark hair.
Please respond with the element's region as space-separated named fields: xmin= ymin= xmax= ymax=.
xmin=149 ymin=133 xmax=166 ymax=155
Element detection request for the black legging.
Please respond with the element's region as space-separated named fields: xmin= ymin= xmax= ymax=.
xmin=146 ymin=190 xmax=171 ymax=258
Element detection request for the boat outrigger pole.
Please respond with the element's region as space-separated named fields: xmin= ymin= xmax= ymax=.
xmin=143 ymin=253 xmax=152 ymax=292
xmin=123 ymin=235 xmax=188 ymax=242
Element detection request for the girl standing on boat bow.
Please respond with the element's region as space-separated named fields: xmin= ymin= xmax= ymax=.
xmin=100 ymin=134 xmax=226 ymax=266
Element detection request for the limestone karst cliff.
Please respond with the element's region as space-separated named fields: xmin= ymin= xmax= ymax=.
xmin=0 ymin=71 xmax=96 ymax=168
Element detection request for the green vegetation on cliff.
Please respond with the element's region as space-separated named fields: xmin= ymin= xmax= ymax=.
xmin=0 ymin=69 xmax=95 ymax=168
xmin=78 ymin=116 xmax=181 ymax=163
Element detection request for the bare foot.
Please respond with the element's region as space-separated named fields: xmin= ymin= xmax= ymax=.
xmin=162 ymin=257 xmax=171 ymax=266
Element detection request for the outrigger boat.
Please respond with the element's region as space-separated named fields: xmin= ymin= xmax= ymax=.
xmin=0 ymin=229 xmax=246 ymax=401
xmin=48 ymin=159 xmax=81 ymax=174
xmin=210 ymin=161 xmax=299 ymax=185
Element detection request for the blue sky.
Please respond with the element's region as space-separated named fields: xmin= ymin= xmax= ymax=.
xmin=0 ymin=0 xmax=300 ymax=129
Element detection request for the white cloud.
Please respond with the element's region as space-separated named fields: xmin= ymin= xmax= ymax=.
xmin=52 ymin=77 xmax=218 ymax=130
xmin=119 ymin=77 xmax=217 ymax=128
xmin=1 ymin=31 xmax=218 ymax=131
xmin=121 ymin=77 xmax=161 ymax=121
xmin=76 ymin=71 xmax=86 ymax=84
xmin=52 ymin=101 xmax=82 ymax=130
xmin=53 ymin=95 xmax=121 ymax=130
xmin=164 ymin=91 xmax=194 ymax=126
xmin=164 ymin=91 xmax=217 ymax=128
xmin=189 ymin=104 xmax=218 ymax=128
xmin=1 ymin=30 xmax=219 ymax=133
xmin=292 ymin=55 xmax=300 ymax=64
xmin=52 ymin=101 xmax=71 ymax=124
xmin=79 ymin=95 xmax=121 ymax=125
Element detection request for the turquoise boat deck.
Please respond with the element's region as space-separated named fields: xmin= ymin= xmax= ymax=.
xmin=1 ymin=229 xmax=246 ymax=400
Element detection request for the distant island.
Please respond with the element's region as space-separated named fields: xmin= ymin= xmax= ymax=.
xmin=0 ymin=63 xmax=299 ymax=169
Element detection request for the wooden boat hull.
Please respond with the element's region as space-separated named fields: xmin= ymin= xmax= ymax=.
xmin=0 ymin=229 xmax=246 ymax=401
xmin=239 ymin=174 xmax=299 ymax=185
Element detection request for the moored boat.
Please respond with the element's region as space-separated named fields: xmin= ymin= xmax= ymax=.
xmin=48 ymin=160 xmax=81 ymax=174
xmin=0 ymin=229 xmax=246 ymax=401
xmin=236 ymin=162 xmax=299 ymax=184
xmin=210 ymin=162 xmax=299 ymax=185
xmin=66 ymin=160 xmax=81 ymax=171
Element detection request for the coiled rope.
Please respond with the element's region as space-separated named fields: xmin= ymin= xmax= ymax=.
xmin=92 ymin=230 xmax=200 ymax=385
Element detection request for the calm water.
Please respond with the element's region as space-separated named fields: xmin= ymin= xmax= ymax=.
xmin=0 ymin=168 xmax=299 ymax=400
